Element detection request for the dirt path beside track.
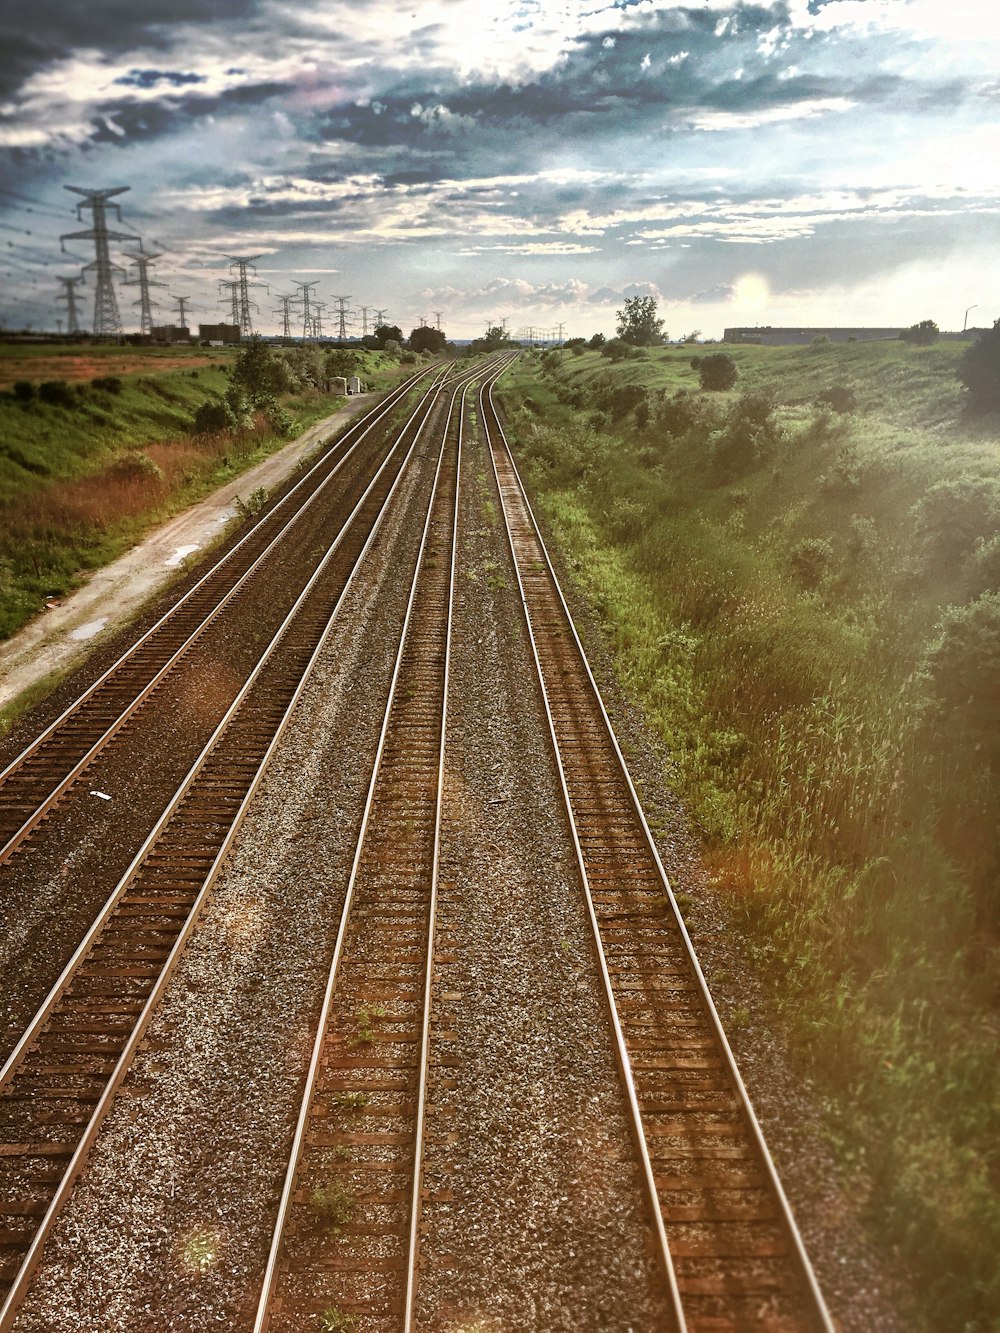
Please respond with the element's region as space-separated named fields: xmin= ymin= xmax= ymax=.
xmin=0 ymin=394 xmax=376 ymax=713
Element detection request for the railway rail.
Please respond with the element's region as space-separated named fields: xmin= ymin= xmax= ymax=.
xmin=0 ymin=361 xmax=500 ymax=1329
xmin=251 ymin=363 xmax=496 ymax=1333
xmin=481 ymin=373 xmax=835 ymax=1333
xmin=0 ymin=363 xmax=438 ymax=866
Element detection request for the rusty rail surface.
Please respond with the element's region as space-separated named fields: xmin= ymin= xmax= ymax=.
xmin=0 ymin=365 xmax=440 ymax=866
xmin=0 ymin=364 xmax=488 ymax=1330
xmin=482 ymin=372 xmax=835 ymax=1333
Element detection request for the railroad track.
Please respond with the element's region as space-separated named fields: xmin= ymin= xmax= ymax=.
xmin=0 ymin=363 xmax=439 ymax=865
xmin=0 ymin=361 xmax=500 ymax=1329
xmin=251 ymin=363 xmax=506 ymax=1333
xmin=482 ymin=374 xmax=835 ymax=1333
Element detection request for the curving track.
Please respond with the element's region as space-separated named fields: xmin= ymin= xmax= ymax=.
xmin=481 ymin=371 xmax=835 ymax=1333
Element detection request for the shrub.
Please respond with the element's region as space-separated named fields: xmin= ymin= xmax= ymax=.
xmin=712 ymin=390 xmax=780 ymax=480
xmin=91 ymin=375 xmax=123 ymax=394
xmin=900 ymin=319 xmax=940 ymax=346
xmin=699 ymin=352 xmax=739 ymax=391
xmin=111 ymin=451 xmax=164 ymax=483
xmin=790 ymin=537 xmax=835 ymax=588
xmin=37 ymin=380 xmax=76 ymax=408
xmin=922 ymin=592 xmax=1000 ymax=746
xmin=600 ymin=337 xmax=633 ymax=362
xmin=816 ymin=384 xmax=858 ymax=414
xmin=911 ymin=475 xmax=1000 ymax=566
xmin=382 ymin=338 xmax=402 ymax=358
xmin=12 ymin=380 xmax=35 ymax=403
xmin=957 ymin=319 xmax=1000 ymax=411
xmin=268 ymin=405 xmax=297 ymax=438
xmin=588 ymin=332 xmax=606 ymax=349
xmin=192 ymin=399 xmax=234 ymax=435
xmin=655 ymin=389 xmax=718 ymax=441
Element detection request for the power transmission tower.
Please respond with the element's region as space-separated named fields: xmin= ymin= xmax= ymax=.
xmin=556 ymin=321 xmax=565 ymax=342
xmin=227 ymin=255 xmax=265 ymax=337
xmin=56 ymin=275 xmax=85 ymax=335
xmin=434 ymin=311 xmax=443 ymax=330
xmin=331 ymin=295 xmax=352 ymax=341
xmin=374 ymin=308 xmax=388 ymax=328
xmin=61 ymin=186 xmax=138 ymax=336
xmin=295 ymin=281 xmax=319 ymax=341
xmin=125 ymin=246 xmax=166 ymax=335
xmin=272 ymin=293 xmax=298 ymax=341
xmin=312 ymin=300 xmax=327 ymax=339
xmin=359 ymin=305 xmax=370 ymax=337
xmin=170 ymin=294 xmax=193 ymax=332
xmin=218 ymin=279 xmax=240 ymax=328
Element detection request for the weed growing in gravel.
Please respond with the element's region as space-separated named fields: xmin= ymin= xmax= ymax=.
xmin=310 ymin=1180 xmax=355 ymax=1232
xmin=334 ymin=1090 xmax=369 ymax=1110
xmin=350 ymin=1004 xmax=386 ymax=1046
xmin=319 ymin=1305 xmax=357 ymax=1331
xmin=177 ymin=1225 xmax=223 ymax=1274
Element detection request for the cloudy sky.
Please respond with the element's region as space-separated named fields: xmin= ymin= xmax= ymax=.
xmin=1 ymin=0 xmax=997 ymax=339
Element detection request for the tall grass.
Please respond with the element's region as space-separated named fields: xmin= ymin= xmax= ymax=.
xmin=501 ymin=346 xmax=1000 ymax=1330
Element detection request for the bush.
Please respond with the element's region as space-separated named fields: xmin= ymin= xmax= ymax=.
xmin=699 ymin=352 xmax=739 ymax=391
xmin=816 ymin=384 xmax=858 ymax=414
xmin=911 ymin=475 xmax=1000 ymax=566
xmin=111 ymin=451 xmax=164 ymax=483
xmin=713 ymin=390 xmax=780 ymax=480
xmin=12 ymin=380 xmax=35 ymax=403
xmin=957 ymin=319 xmax=1000 ymax=412
xmin=655 ymin=389 xmax=718 ymax=441
xmin=268 ymin=405 xmax=298 ymax=438
xmin=600 ymin=338 xmax=633 ymax=362
xmin=790 ymin=537 xmax=835 ymax=588
xmin=91 ymin=375 xmax=123 ymax=394
xmin=900 ymin=319 xmax=940 ymax=346
xmin=192 ymin=399 xmax=234 ymax=435
xmin=37 ymin=380 xmax=76 ymax=408
xmin=923 ymin=592 xmax=1000 ymax=745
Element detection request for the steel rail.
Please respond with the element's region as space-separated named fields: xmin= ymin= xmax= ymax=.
xmin=0 ymin=367 xmax=468 ymax=1329
xmin=251 ymin=361 xmax=491 ymax=1333
xmin=0 ymin=365 xmax=448 ymax=866
xmin=479 ymin=367 xmax=686 ymax=1330
xmin=482 ymin=372 xmax=835 ymax=1332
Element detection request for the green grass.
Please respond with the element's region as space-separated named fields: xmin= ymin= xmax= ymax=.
xmin=501 ymin=342 xmax=1000 ymax=1331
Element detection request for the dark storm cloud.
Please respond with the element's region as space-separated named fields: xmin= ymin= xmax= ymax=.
xmin=114 ymin=70 xmax=208 ymax=89
xmin=0 ymin=0 xmax=257 ymax=99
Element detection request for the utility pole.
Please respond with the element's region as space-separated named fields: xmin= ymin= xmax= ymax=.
xmin=55 ymin=275 xmax=85 ymax=336
xmin=227 ymin=255 xmax=265 ymax=337
xmin=170 ymin=294 xmax=192 ymax=333
xmin=273 ymin=293 xmax=297 ymax=341
xmin=331 ymin=295 xmax=352 ymax=341
xmin=218 ymin=279 xmax=240 ymax=328
xmin=295 ymin=281 xmax=319 ymax=341
xmin=125 ymin=245 xmax=166 ymax=336
xmin=61 ymin=186 xmax=138 ymax=337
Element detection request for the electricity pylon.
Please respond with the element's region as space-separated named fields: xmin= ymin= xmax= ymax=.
xmin=125 ymin=246 xmax=166 ymax=335
xmin=170 ymin=294 xmax=193 ymax=331
xmin=56 ymin=275 xmax=85 ymax=335
xmin=272 ymin=293 xmax=298 ymax=341
xmin=374 ymin=308 xmax=388 ymax=328
xmin=312 ymin=300 xmax=327 ymax=339
xmin=226 ymin=255 xmax=266 ymax=337
xmin=331 ymin=295 xmax=352 ymax=341
xmin=434 ymin=311 xmax=443 ymax=330
xmin=295 ymin=281 xmax=319 ymax=341
xmin=218 ymin=279 xmax=240 ymax=328
xmin=61 ymin=186 xmax=139 ymax=336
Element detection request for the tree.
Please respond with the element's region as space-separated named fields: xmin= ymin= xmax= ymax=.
xmin=900 ymin=319 xmax=940 ymax=346
xmin=699 ymin=352 xmax=739 ymax=391
xmin=371 ymin=323 xmax=403 ymax=349
xmin=231 ymin=335 xmax=291 ymax=406
xmin=615 ymin=295 xmax=665 ymax=347
xmin=324 ymin=348 xmax=359 ymax=382
xmin=410 ymin=325 xmax=447 ymax=354
xmin=467 ymin=324 xmax=514 ymax=354
xmin=588 ymin=332 xmax=606 ymax=349
xmin=957 ymin=319 xmax=1000 ymax=411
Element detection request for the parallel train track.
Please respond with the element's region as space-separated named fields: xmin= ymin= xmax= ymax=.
xmin=481 ymin=372 xmax=834 ymax=1332
xmin=0 ymin=360 xmax=501 ymax=1329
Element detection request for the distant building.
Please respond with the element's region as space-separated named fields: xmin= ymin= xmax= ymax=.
xmin=198 ymin=323 xmax=240 ymax=345
xmin=151 ymin=324 xmax=191 ymax=344
xmin=724 ymin=326 xmax=903 ymax=346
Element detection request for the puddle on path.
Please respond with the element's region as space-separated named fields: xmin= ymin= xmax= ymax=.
xmin=69 ymin=618 xmax=108 ymax=641
xmin=165 ymin=544 xmax=201 ymax=567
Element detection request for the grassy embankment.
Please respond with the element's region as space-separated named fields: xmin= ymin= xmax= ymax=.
xmin=0 ymin=342 xmax=403 ymax=644
xmin=499 ymin=340 xmax=999 ymax=1330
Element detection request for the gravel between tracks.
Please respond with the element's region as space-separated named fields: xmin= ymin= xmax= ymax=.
xmin=414 ymin=423 xmax=671 ymax=1329
xmin=12 ymin=442 xmax=443 ymax=1333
